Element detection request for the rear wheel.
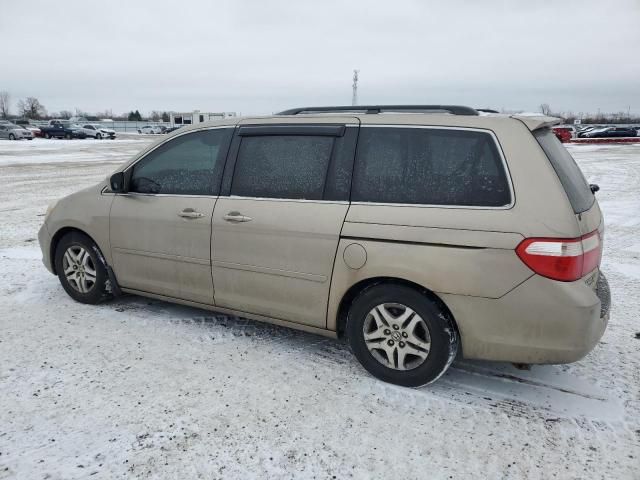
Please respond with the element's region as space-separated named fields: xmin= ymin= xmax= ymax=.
xmin=346 ymin=284 xmax=459 ymax=387
xmin=9 ymin=134 xmax=15 ymax=140
xmin=54 ymin=232 xmax=112 ymax=304
xmin=45 ymin=133 xmax=52 ymax=139
xmin=96 ymin=133 xmax=102 ymax=139
xmin=65 ymin=133 xmax=71 ymax=140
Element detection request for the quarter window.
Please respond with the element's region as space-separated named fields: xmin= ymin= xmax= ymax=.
xmin=130 ymin=128 xmax=231 ymax=195
xmin=352 ymin=127 xmax=511 ymax=207
xmin=231 ymin=135 xmax=334 ymax=200
xmin=534 ymin=129 xmax=594 ymax=213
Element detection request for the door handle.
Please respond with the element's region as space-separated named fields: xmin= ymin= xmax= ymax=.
xmin=178 ymin=208 xmax=204 ymax=219
xmin=223 ymin=211 xmax=252 ymax=223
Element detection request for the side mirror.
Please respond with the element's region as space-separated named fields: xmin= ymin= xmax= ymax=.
xmin=110 ymin=172 xmax=127 ymax=193
xmin=589 ymin=183 xmax=600 ymax=194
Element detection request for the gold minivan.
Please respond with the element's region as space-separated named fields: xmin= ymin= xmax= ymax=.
xmin=38 ymin=105 xmax=610 ymax=386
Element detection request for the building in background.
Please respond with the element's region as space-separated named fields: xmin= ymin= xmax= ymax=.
xmin=170 ymin=110 xmax=237 ymax=126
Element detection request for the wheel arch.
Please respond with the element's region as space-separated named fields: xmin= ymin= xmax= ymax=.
xmin=334 ymin=277 xmax=461 ymax=349
xmin=50 ymin=226 xmax=102 ymax=275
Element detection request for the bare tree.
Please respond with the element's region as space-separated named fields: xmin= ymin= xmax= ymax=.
xmin=96 ymin=109 xmax=113 ymax=119
xmin=539 ymin=103 xmax=552 ymax=116
xmin=18 ymin=97 xmax=47 ymax=119
xmin=150 ymin=110 xmax=162 ymax=122
xmin=58 ymin=110 xmax=73 ymax=119
xmin=0 ymin=91 xmax=10 ymax=119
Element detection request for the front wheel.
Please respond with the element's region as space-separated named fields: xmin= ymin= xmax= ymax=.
xmin=96 ymin=133 xmax=102 ymax=139
xmin=65 ymin=133 xmax=71 ymax=140
xmin=54 ymin=232 xmax=112 ymax=304
xmin=346 ymin=284 xmax=459 ymax=387
xmin=9 ymin=134 xmax=15 ymax=140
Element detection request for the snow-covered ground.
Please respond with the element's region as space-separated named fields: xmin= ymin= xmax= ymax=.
xmin=0 ymin=138 xmax=638 ymax=479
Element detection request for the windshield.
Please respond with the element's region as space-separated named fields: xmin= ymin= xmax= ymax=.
xmin=535 ymin=129 xmax=595 ymax=214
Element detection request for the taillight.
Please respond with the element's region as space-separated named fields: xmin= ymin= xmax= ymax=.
xmin=516 ymin=231 xmax=602 ymax=282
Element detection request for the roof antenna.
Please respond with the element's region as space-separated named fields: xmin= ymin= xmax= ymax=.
xmin=352 ymin=69 xmax=359 ymax=106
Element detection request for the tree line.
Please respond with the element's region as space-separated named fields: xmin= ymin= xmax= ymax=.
xmin=537 ymin=104 xmax=640 ymax=124
xmin=0 ymin=91 xmax=170 ymax=122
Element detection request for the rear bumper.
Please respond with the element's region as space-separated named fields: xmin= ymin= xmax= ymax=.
xmin=441 ymin=271 xmax=610 ymax=364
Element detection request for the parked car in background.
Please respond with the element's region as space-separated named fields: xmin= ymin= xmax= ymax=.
xmin=40 ymin=122 xmax=87 ymax=139
xmin=586 ymin=126 xmax=637 ymax=138
xmin=138 ymin=125 xmax=163 ymax=134
xmin=554 ymin=125 xmax=577 ymax=138
xmin=163 ymin=126 xmax=182 ymax=134
xmin=0 ymin=124 xmax=33 ymax=140
xmin=552 ymin=127 xmax=571 ymax=143
xmin=39 ymin=105 xmax=610 ymax=387
xmin=609 ymin=127 xmax=637 ymax=137
xmin=579 ymin=126 xmax=607 ymax=138
xmin=14 ymin=120 xmax=43 ymax=138
xmin=82 ymin=124 xmax=116 ymax=139
xmin=22 ymin=125 xmax=42 ymax=137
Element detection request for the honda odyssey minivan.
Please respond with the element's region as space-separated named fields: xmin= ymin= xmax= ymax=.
xmin=38 ymin=105 xmax=610 ymax=387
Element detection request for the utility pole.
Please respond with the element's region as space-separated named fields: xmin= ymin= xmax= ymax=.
xmin=352 ymin=69 xmax=359 ymax=106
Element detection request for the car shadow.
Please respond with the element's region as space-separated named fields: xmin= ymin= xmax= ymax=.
xmin=109 ymin=293 xmax=621 ymax=422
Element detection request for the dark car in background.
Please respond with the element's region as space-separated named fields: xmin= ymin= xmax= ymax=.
xmin=586 ymin=127 xmax=637 ymax=138
xmin=40 ymin=121 xmax=87 ymax=139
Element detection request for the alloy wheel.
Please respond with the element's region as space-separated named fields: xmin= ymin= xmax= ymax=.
xmin=362 ymin=303 xmax=431 ymax=370
xmin=62 ymin=245 xmax=97 ymax=293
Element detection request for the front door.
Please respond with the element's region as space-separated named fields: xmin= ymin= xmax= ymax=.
xmin=110 ymin=127 xmax=233 ymax=304
xmin=211 ymin=122 xmax=357 ymax=327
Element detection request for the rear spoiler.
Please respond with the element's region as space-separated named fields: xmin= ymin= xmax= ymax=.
xmin=511 ymin=114 xmax=562 ymax=131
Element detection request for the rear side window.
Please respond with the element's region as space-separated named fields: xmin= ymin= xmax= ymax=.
xmin=130 ymin=128 xmax=231 ymax=195
xmin=534 ymin=129 xmax=594 ymax=213
xmin=231 ymin=136 xmax=334 ymax=200
xmin=352 ymin=127 xmax=511 ymax=207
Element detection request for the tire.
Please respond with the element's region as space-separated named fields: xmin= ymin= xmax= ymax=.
xmin=65 ymin=133 xmax=71 ymax=140
xmin=96 ymin=133 xmax=102 ymax=139
xmin=9 ymin=134 xmax=15 ymax=140
xmin=346 ymin=284 xmax=459 ymax=387
xmin=46 ymin=133 xmax=52 ymax=139
xmin=54 ymin=232 xmax=112 ymax=304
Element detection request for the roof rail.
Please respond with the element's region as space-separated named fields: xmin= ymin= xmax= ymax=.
xmin=277 ymin=105 xmax=479 ymax=116
xmin=476 ymin=108 xmax=499 ymax=114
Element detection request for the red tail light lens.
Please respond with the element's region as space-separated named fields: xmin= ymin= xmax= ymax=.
xmin=516 ymin=231 xmax=601 ymax=282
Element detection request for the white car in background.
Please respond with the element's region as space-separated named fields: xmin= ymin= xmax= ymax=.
xmin=138 ymin=125 xmax=162 ymax=134
xmin=82 ymin=124 xmax=116 ymax=139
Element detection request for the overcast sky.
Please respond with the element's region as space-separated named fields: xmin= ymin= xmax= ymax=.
xmin=2 ymin=0 xmax=639 ymax=116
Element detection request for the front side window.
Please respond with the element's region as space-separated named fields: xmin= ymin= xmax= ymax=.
xmin=231 ymin=135 xmax=334 ymax=200
xmin=352 ymin=127 xmax=511 ymax=207
xmin=130 ymin=128 xmax=231 ymax=195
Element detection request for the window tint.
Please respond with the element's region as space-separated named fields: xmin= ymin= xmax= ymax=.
xmin=352 ymin=127 xmax=511 ymax=206
xmin=130 ymin=128 xmax=231 ymax=195
xmin=231 ymin=136 xmax=334 ymax=200
xmin=535 ymin=129 xmax=594 ymax=213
